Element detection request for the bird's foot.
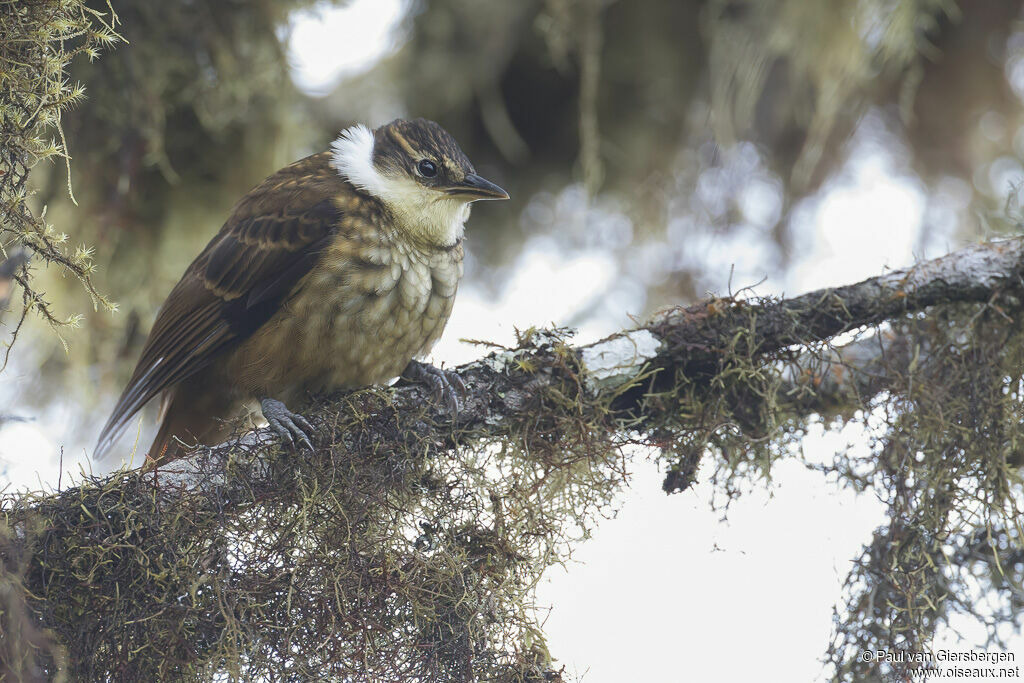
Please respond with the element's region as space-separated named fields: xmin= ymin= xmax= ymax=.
xmin=402 ymin=360 xmax=466 ymax=417
xmin=260 ymin=398 xmax=314 ymax=450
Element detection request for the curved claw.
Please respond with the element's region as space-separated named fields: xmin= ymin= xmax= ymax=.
xmin=260 ymin=397 xmax=314 ymax=450
xmin=403 ymin=360 xmax=464 ymax=418
xmin=448 ymin=371 xmax=467 ymax=399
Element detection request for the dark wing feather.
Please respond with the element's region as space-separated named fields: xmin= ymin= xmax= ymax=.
xmin=95 ymin=153 xmax=345 ymax=458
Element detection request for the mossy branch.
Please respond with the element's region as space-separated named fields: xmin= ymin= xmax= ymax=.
xmin=151 ymin=237 xmax=1024 ymax=495
xmin=4 ymin=237 xmax=1024 ymax=680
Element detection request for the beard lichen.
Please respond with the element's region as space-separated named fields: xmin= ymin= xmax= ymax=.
xmin=0 ymin=328 xmax=633 ymax=680
xmin=824 ymin=306 xmax=1024 ymax=682
xmin=646 ymin=297 xmax=1024 ymax=681
xmin=4 ymin=300 xmax=1024 ymax=680
xmin=0 ymin=0 xmax=122 ymax=363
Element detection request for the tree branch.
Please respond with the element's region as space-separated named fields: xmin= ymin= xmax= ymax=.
xmin=145 ymin=237 xmax=1024 ymax=497
xmin=7 ymin=236 xmax=1024 ymax=681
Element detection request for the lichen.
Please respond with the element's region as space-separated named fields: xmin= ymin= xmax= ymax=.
xmin=0 ymin=0 xmax=122 ymax=362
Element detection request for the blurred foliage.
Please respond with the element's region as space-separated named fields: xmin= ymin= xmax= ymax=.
xmin=382 ymin=0 xmax=1023 ymax=301
xmin=12 ymin=0 xmax=1024 ymax=417
xmin=5 ymin=0 xmax=1024 ymax=680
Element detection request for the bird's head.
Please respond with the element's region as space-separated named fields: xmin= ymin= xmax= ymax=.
xmin=331 ymin=118 xmax=508 ymax=248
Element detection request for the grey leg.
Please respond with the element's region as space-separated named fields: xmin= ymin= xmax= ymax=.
xmin=260 ymin=398 xmax=314 ymax=450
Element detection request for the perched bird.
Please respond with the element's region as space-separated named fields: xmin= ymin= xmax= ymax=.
xmin=95 ymin=118 xmax=508 ymax=464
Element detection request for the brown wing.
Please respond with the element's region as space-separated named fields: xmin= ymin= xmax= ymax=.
xmin=95 ymin=152 xmax=347 ymax=458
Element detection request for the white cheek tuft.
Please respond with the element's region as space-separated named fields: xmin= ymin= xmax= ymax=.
xmin=330 ymin=124 xmax=471 ymax=247
xmin=330 ymin=124 xmax=389 ymax=198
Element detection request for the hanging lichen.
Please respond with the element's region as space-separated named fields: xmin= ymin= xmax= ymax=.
xmin=0 ymin=0 xmax=122 ymax=362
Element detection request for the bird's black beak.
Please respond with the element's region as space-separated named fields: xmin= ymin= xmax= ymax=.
xmin=447 ymin=173 xmax=510 ymax=201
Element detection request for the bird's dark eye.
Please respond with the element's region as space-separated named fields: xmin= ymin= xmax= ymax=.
xmin=417 ymin=160 xmax=438 ymax=178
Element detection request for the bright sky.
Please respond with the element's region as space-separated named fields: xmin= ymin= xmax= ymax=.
xmin=282 ymin=0 xmax=408 ymax=95
xmin=1 ymin=3 xmax=1020 ymax=681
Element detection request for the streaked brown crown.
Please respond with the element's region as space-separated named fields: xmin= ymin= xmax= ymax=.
xmin=372 ymin=118 xmax=474 ymax=187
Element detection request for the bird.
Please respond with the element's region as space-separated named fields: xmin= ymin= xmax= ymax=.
xmin=94 ymin=118 xmax=508 ymax=465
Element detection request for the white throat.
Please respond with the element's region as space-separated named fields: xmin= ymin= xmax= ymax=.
xmin=330 ymin=124 xmax=471 ymax=247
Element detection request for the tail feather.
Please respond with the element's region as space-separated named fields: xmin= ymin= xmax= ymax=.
xmin=95 ymin=376 xmax=236 ymax=465
xmin=146 ymin=385 xmax=235 ymax=465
